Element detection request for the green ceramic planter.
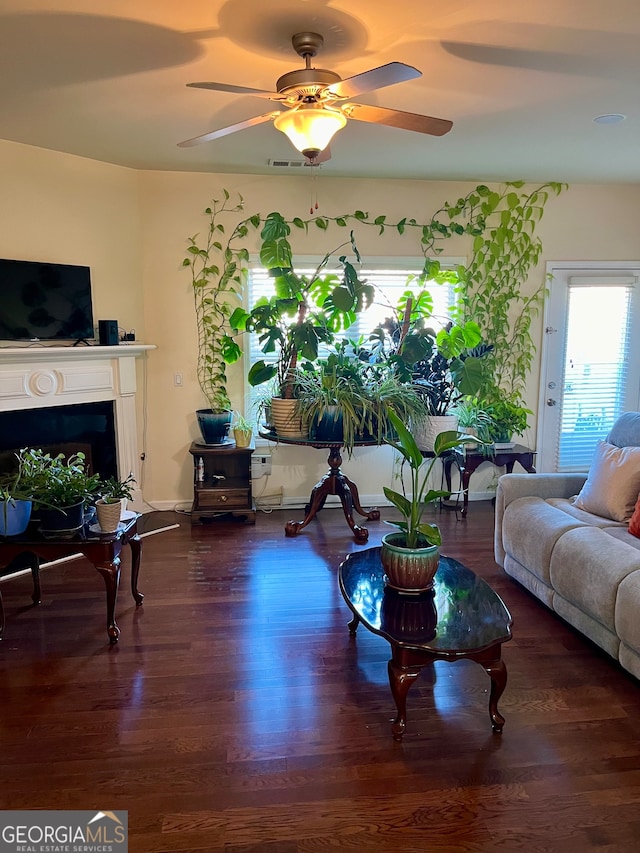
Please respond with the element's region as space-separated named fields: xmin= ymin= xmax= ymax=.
xmin=381 ymin=532 xmax=440 ymax=594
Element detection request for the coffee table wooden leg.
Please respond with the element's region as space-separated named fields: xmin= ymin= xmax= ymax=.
xmin=95 ymin=559 xmax=121 ymax=644
xmin=484 ymin=658 xmax=507 ymax=733
xmin=388 ymin=657 xmax=422 ymax=741
xmin=128 ymin=534 xmax=144 ymax=606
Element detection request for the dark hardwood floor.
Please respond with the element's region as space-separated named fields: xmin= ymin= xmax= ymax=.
xmin=1 ymin=502 xmax=640 ymax=852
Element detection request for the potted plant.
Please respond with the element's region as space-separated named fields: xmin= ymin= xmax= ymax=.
xmin=449 ymin=397 xmax=492 ymax=447
xmin=483 ymin=395 xmax=532 ymax=446
xmin=28 ymin=450 xmax=101 ymax=537
xmin=232 ymin=412 xmax=253 ymax=448
xmin=294 ymin=343 xmax=372 ymax=449
xmin=183 ymin=192 xmax=260 ymax=444
xmin=231 ymin=211 xmax=374 ymax=439
xmin=294 ymin=342 xmax=427 ymax=454
xmin=382 ymin=408 xmax=476 ymax=593
xmin=0 ymin=448 xmax=44 ymax=536
xmin=95 ymin=472 xmax=136 ymax=532
xmin=369 ymin=291 xmax=490 ymax=450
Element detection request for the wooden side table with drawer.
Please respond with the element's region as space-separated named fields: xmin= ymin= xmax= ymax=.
xmin=189 ymin=441 xmax=256 ymax=524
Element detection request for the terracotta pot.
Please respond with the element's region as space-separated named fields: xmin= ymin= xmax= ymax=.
xmin=381 ymin=532 xmax=440 ymax=593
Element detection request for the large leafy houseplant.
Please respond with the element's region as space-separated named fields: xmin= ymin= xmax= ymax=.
xmin=232 ymin=212 xmax=374 ymax=400
xmin=187 ymin=182 xmax=564 ymax=443
xmin=383 ymin=409 xmax=469 ymax=549
xmin=381 ymin=408 xmax=477 ymax=592
xmin=368 ymin=290 xmax=490 ymax=415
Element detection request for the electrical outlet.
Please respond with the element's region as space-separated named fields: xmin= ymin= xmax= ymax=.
xmin=251 ymin=454 xmax=272 ymax=478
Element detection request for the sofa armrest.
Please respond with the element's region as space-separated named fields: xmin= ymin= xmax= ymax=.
xmin=494 ymin=472 xmax=588 ymax=566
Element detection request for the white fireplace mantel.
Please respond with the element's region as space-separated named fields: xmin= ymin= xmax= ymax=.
xmin=0 ymin=344 xmax=155 ymax=510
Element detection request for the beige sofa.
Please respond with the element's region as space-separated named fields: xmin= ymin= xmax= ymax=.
xmin=494 ymin=412 xmax=640 ymax=680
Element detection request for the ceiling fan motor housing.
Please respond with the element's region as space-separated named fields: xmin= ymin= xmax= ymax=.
xmin=276 ymin=68 xmax=341 ymax=98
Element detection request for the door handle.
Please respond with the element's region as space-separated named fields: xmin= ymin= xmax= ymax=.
xmin=546 ymin=398 xmax=557 ymax=407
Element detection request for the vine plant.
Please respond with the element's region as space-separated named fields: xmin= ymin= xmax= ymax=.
xmin=183 ymin=191 xmax=259 ymax=412
xmin=260 ymin=181 xmax=566 ymax=429
xmin=184 ymin=182 xmax=566 ymax=429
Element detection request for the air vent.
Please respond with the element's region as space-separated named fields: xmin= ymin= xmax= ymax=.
xmin=268 ymin=158 xmax=307 ymax=168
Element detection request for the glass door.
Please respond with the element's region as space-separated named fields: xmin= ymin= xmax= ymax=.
xmin=537 ymin=265 xmax=640 ymax=472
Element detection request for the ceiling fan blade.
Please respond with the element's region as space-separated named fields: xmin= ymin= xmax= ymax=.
xmin=343 ymin=103 xmax=453 ymax=136
xmin=178 ymin=112 xmax=281 ymax=148
xmin=187 ymin=81 xmax=283 ymax=99
xmin=327 ymin=62 xmax=421 ymax=100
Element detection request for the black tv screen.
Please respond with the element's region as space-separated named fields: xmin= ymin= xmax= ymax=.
xmin=0 ymin=258 xmax=94 ymax=342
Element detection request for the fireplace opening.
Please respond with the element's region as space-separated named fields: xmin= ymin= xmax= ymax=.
xmin=0 ymin=401 xmax=118 ymax=478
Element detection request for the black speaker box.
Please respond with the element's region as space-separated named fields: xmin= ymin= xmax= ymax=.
xmin=98 ymin=320 xmax=119 ymax=346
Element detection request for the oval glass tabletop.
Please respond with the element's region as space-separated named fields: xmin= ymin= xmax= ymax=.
xmin=339 ymin=546 xmax=512 ymax=653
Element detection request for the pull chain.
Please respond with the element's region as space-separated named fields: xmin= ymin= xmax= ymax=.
xmin=309 ymin=161 xmax=320 ymax=214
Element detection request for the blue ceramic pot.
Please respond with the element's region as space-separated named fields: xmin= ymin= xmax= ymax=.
xmin=0 ymin=499 xmax=32 ymax=536
xmin=196 ymin=409 xmax=232 ymax=445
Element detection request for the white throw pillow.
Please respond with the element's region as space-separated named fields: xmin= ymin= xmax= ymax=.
xmin=573 ymin=440 xmax=640 ymax=522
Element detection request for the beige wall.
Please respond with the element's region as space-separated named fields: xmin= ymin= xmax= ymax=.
xmin=2 ymin=139 xmax=640 ymax=507
xmin=0 ymin=139 xmax=143 ymax=333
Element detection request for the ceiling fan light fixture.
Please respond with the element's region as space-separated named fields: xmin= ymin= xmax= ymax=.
xmin=274 ymin=105 xmax=346 ymax=158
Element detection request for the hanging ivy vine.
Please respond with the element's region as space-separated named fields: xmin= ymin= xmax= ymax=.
xmin=184 ymin=181 xmax=567 ymax=417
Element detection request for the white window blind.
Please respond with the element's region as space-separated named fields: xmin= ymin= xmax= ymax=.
xmin=245 ymin=259 xmax=459 ymax=420
xmin=557 ymin=277 xmax=635 ymax=470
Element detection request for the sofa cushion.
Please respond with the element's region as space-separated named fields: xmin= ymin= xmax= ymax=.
xmin=550 ymin=527 xmax=640 ymax=632
xmin=503 ymin=496 xmax=588 ymax=584
xmin=572 ymin=440 xmax=640 ymax=522
xmin=604 ymin=527 xmax=640 ymax=551
xmin=607 ymin=411 xmax=640 ymax=448
xmin=546 ymin=497 xmax=626 ymax=527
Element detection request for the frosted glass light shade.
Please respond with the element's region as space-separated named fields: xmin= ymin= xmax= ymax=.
xmin=274 ymin=106 xmax=346 ymax=156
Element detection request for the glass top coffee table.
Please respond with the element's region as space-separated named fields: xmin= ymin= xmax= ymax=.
xmin=339 ymin=547 xmax=513 ymax=740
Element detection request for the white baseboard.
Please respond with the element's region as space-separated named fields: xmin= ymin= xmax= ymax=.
xmin=146 ymin=491 xmax=495 ymax=514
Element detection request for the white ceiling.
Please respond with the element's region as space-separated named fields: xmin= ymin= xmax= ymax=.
xmin=1 ymin=0 xmax=639 ymax=182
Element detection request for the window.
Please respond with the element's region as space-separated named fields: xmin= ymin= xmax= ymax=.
xmin=245 ymin=256 xmax=461 ymax=418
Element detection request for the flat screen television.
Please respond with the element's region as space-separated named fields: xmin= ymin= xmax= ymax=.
xmin=0 ymin=258 xmax=94 ymax=342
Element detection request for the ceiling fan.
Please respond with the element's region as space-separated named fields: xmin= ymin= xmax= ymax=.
xmin=178 ymin=32 xmax=453 ymax=161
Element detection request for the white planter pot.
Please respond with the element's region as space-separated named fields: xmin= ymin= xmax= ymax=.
xmin=270 ymin=397 xmax=308 ymax=440
xmin=412 ymin=415 xmax=458 ymax=452
xmin=96 ymin=499 xmax=122 ymax=533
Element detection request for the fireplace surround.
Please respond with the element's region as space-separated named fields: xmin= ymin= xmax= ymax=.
xmin=0 ymin=344 xmax=154 ymax=510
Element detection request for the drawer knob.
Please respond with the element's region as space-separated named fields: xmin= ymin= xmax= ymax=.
xmin=219 ymin=494 xmax=228 ymax=502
